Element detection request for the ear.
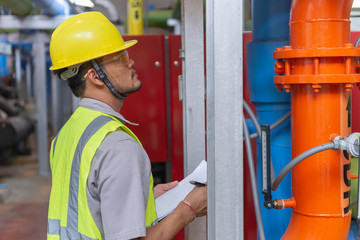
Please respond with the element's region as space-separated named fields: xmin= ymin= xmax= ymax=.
xmin=86 ymin=68 xmax=105 ymax=87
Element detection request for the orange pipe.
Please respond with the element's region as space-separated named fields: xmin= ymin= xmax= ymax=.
xmin=273 ymin=0 xmax=360 ymax=239
xmin=273 ymin=198 xmax=296 ymax=210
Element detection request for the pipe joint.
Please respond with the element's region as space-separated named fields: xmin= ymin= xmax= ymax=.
xmin=273 ymin=46 xmax=360 ymax=93
xmin=333 ymin=132 xmax=360 ymax=157
xmin=273 ymin=198 xmax=296 ymax=210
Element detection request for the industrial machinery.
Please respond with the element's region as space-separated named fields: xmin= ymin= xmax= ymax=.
xmin=245 ymin=0 xmax=360 ymax=239
xmin=1 ymin=0 xmax=360 ymax=239
xmin=0 ymin=41 xmax=33 ymax=165
xmin=274 ymin=1 xmax=360 ymax=239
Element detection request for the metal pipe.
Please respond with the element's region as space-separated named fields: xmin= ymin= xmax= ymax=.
xmin=31 ymin=0 xmax=71 ymax=16
xmin=25 ymin=58 xmax=32 ymax=100
xmin=0 ymin=0 xmax=32 ymax=16
xmin=0 ymin=96 xmax=18 ymax=116
xmin=0 ymin=116 xmax=33 ymax=147
xmin=127 ymin=0 xmax=143 ymax=35
xmin=273 ymin=0 xmax=358 ymax=239
xmin=243 ymin=117 xmax=265 ymax=240
xmin=92 ymin=0 xmax=119 ymax=23
xmin=33 ymin=32 xmax=49 ymax=176
xmin=268 ymin=112 xmax=291 ymax=132
xmin=14 ymin=47 xmax=21 ymax=100
xmin=243 ymin=101 xmax=261 ymax=136
xmin=247 ymin=109 xmax=290 ymax=139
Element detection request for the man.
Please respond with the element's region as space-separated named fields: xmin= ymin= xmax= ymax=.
xmin=47 ymin=12 xmax=207 ymax=240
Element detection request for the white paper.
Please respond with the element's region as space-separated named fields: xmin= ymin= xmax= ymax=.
xmin=155 ymin=160 xmax=207 ymax=221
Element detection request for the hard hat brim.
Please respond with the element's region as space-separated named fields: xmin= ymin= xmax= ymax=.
xmin=123 ymin=39 xmax=137 ymax=50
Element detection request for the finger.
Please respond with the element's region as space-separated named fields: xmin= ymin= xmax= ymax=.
xmin=165 ymin=180 xmax=178 ymax=190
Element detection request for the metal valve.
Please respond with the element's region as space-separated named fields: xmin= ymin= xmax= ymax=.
xmin=333 ymin=132 xmax=360 ymax=157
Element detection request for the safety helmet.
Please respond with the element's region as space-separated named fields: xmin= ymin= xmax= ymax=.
xmin=49 ymin=11 xmax=137 ymax=70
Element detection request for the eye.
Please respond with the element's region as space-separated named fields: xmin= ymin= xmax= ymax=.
xmin=114 ymin=56 xmax=122 ymax=62
xmin=113 ymin=54 xmax=125 ymax=64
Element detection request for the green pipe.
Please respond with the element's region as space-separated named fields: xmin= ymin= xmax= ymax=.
xmin=0 ymin=0 xmax=33 ymax=16
xmin=147 ymin=10 xmax=172 ymax=28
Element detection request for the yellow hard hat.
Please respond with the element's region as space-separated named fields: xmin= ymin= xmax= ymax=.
xmin=49 ymin=11 xmax=137 ymax=70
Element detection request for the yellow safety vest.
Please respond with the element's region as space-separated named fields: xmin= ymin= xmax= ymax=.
xmin=47 ymin=107 xmax=157 ymax=240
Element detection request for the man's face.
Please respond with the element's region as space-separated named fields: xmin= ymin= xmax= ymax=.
xmin=100 ymin=50 xmax=142 ymax=96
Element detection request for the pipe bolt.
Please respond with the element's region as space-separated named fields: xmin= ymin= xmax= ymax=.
xmin=344 ymin=83 xmax=353 ymax=92
xmin=355 ymin=64 xmax=360 ymax=72
xmin=284 ymin=84 xmax=291 ymax=93
xmin=283 ymin=46 xmax=292 ymax=50
xmin=276 ymin=84 xmax=283 ymax=92
xmin=312 ymin=84 xmax=322 ymax=93
xmin=345 ymin=43 xmax=353 ymax=48
xmin=275 ymin=60 xmax=285 ymax=75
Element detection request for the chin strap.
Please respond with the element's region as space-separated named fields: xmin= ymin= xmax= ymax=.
xmin=91 ymin=59 xmax=127 ymax=100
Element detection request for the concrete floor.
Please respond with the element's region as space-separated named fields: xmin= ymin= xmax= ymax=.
xmin=0 ymin=155 xmax=51 ymax=240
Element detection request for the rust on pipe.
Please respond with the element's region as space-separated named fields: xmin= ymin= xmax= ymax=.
xmin=273 ymin=0 xmax=360 ymax=239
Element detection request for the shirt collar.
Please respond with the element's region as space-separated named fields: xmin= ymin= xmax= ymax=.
xmin=78 ymin=98 xmax=139 ymax=126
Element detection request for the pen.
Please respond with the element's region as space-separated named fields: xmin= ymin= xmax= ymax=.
xmin=189 ymin=180 xmax=206 ymax=187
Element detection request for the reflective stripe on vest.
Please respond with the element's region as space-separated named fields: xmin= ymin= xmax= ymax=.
xmin=47 ymin=107 xmax=157 ymax=240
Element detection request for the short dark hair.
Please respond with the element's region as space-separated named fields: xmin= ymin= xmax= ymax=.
xmin=52 ymin=61 xmax=93 ymax=97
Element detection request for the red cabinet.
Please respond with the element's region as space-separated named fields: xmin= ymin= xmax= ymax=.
xmin=122 ymin=35 xmax=169 ymax=163
xmin=351 ymin=32 xmax=360 ymax=132
xmin=122 ymin=34 xmax=185 ymax=240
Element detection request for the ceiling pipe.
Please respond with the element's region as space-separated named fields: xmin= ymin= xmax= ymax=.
xmin=31 ymin=0 xmax=71 ymax=16
xmin=273 ymin=0 xmax=360 ymax=239
xmin=0 ymin=0 xmax=33 ymax=16
xmin=92 ymin=0 xmax=119 ymax=23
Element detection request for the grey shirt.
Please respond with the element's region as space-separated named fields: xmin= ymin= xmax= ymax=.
xmin=80 ymin=98 xmax=151 ymax=240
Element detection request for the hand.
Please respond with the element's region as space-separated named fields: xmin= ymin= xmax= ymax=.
xmin=153 ymin=181 xmax=179 ymax=199
xmin=183 ymin=184 xmax=207 ymax=218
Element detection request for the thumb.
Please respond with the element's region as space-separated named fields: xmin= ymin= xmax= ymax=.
xmin=164 ymin=180 xmax=179 ymax=190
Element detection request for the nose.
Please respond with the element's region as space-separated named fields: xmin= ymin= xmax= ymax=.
xmin=128 ymin=58 xmax=135 ymax=68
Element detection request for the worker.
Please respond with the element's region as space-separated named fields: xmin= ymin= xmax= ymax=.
xmin=47 ymin=11 xmax=207 ymax=240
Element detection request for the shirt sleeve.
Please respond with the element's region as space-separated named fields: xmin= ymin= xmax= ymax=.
xmin=91 ymin=130 xmax=151 ymax=240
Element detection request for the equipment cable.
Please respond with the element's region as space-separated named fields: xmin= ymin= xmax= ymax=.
xmin=272 ymin=142 xmax=335 ymax=191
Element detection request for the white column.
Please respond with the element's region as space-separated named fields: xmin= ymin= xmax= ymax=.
xmin=206 ymin=0 xmax=244 ymax=239
xmin=181 ymin=0 xmax=206 ymax=239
